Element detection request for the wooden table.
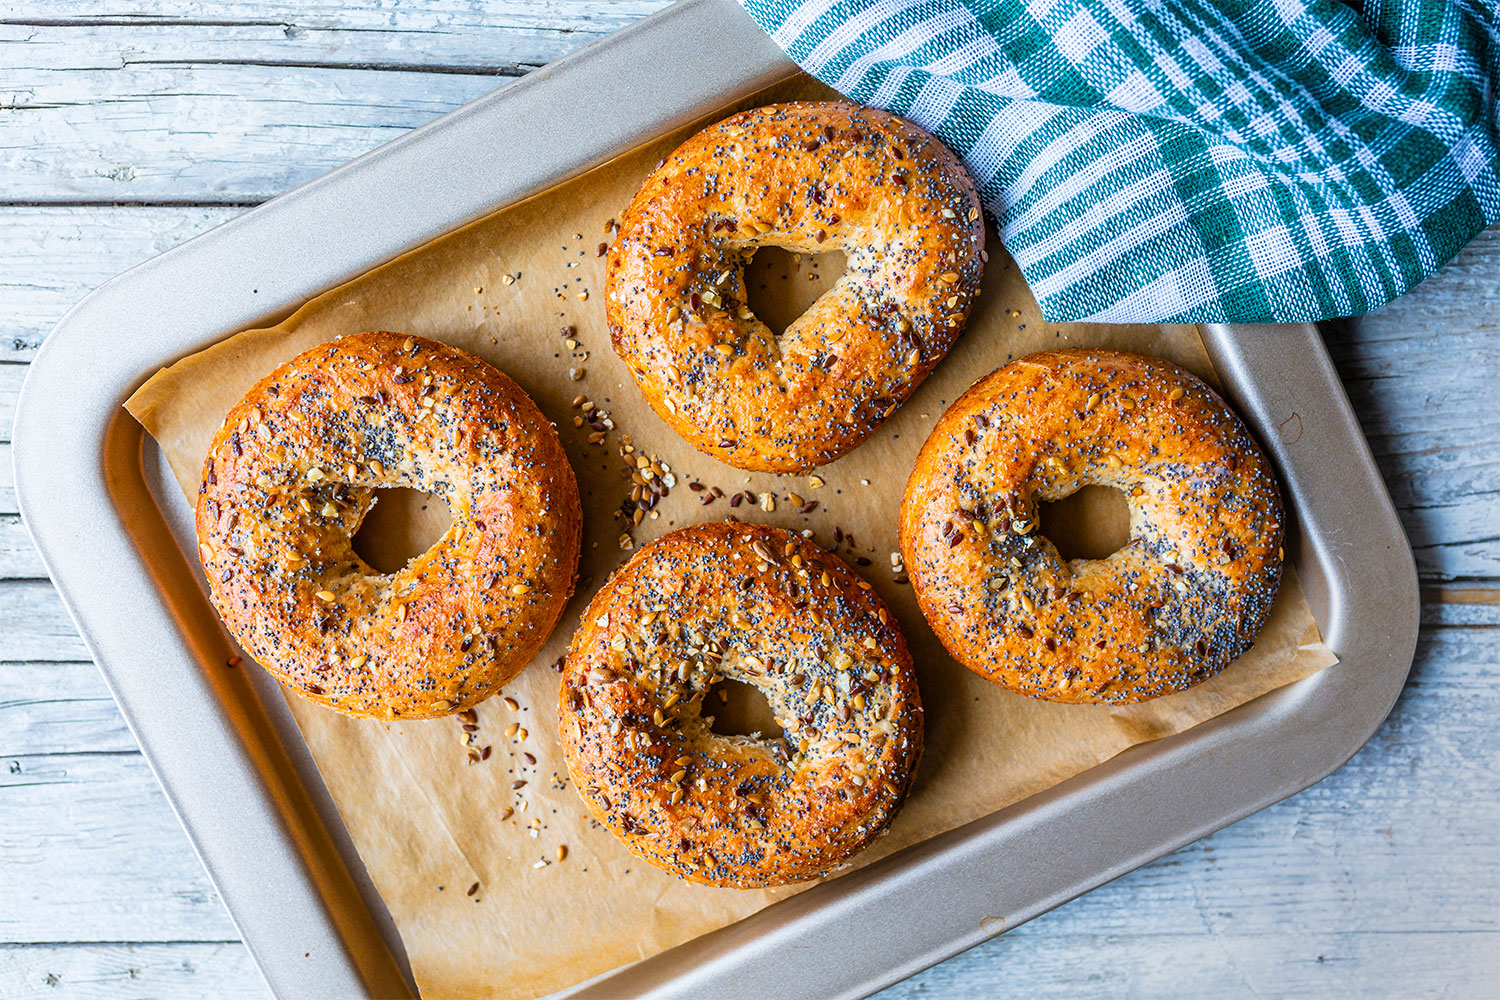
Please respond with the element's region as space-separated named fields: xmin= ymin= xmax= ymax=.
xmin=2 ymin=3 xmax=1496 ymax=996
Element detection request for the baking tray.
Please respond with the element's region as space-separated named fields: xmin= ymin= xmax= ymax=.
xmin=12 ymin=0 xmax=1419 ymax=995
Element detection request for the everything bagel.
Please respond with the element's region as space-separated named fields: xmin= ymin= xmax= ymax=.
xmin=195 ymin=332 xmax=582 ymax=719
xmin=559 ymin=521 xmax=923 ymax=888
xmin=606 ymin=101 xmax=985 ymax=472
xmin=900 ymin=350 xmax=1283 ymax=704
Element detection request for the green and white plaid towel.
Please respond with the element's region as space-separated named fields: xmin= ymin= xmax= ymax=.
xmin=738 ymin=0 xmax=1499 ymax=323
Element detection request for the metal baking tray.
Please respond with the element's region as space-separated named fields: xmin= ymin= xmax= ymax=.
xmin=12 ymin=0 xmax=1419 ymax=995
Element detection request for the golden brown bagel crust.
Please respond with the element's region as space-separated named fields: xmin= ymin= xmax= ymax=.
xmin=195 ymin=332 xmax=582 ymax=720
xmin=900 ymin=350 xmax=1283 ymax=704
xmin=607 ymin=101 xmax=985 ymax=473
xmin=559 ymin=522 xmax=923 ymax=888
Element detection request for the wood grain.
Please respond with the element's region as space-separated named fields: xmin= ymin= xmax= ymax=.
xmin=1 ymin=518 xmax=44 ymax=578
xmin=0 ymin=2 xmax=671 ymax=205
xmin=0 ymin=661 xmax=138 ymax=757
xmin=1 ymin=752 xmax=240 ymax=944
xmin=0 ymin=444 xmax=16 ymax=517
xmin=1 ymin=2 xmax=1496 ymax=997
xmin=0 ymin=583 xmax=92 ymax=661
xmin=1325 ymin=226 xmax=1500 ymax=584
xmin=0 ymin=943 xmax=258 ymax=1000
xmin=0 ymin=209 xmax=242 ymax=361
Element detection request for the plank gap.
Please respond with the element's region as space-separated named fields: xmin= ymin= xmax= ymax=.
xmin=117 ymin=57 xmax=534 ymax=76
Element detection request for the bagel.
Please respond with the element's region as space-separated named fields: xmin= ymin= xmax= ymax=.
xmin=606 ymin=101 xmax=985 ymax=473
xmin=900 ymin=350 xmax=1283 ymax=704
xmin=195 ymin=332 xmax=582 ymax=719
xmin=559 ymin=521 xmax=923 ymax=888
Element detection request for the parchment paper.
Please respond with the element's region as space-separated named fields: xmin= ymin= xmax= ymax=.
xmin=125 ymin=77 xmax=1336 ymax=999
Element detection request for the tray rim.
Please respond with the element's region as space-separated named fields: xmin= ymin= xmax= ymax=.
xmin=11 ymin=1 xmax=1419 ymax=996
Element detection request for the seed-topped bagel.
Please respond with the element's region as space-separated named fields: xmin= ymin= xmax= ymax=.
xmin=900 ymin=349 xmax=1284 ymax=704
xmin=195 ymin=332 xmax=582 ymax=719
xmin=606 ymin=101 xmax=985 ymax=472
xmin=559 ymin=521 xmax=923 ymax=888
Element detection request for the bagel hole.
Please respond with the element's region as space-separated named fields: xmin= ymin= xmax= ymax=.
xmin=705 ymin=678 xmax=784 ymax=740
xmin=743 ymin=245 xmax=847 ymax=337
xmin=1039 ymin=486 xmax=1131 ymax=561
xmin=352 ymin=487 xmax=453 ymax=574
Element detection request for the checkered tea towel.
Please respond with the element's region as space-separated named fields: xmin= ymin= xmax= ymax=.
xmin=737 ymin=0 xmax=1499 ymax=323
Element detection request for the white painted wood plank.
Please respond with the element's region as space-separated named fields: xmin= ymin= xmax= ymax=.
xmin=1 ymin=0 xmax=670 ymax=47
xmin=0 ymin=582 xmax=91 ymax=661
xmin=883 ymin=930 xmax=1500 ymax=999
xmin=0 ymin=660 xmax=138 ymax=757
xmin=0 ymin=752 xmax=240 ymax=943
xmin=0 ymin=943 xmax=259 ymax=1000
xmin=0 ymin=2 xmax=671 ymax=73
xmin=1 ymin=365 xmax=19 ymax=439
xmin=0 ymin=444 xmax=14 ymax=517
xmin=8 ymin=930 xmax=1498 ymax=1000
xmin=0 ymin=59 xmax=502 ymax=203
xmin=1328 ymin=225 xmax=1500 ymax=583
xmin=1 ymin=517 xmax=45 ymax=578
xmin=0 ymin=3 xmax=666 ymax=205
xmin=1420 ymin=597 xmax=1500 ymax=627
xmin=0 ymin=207 xmax=241 ymax=361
